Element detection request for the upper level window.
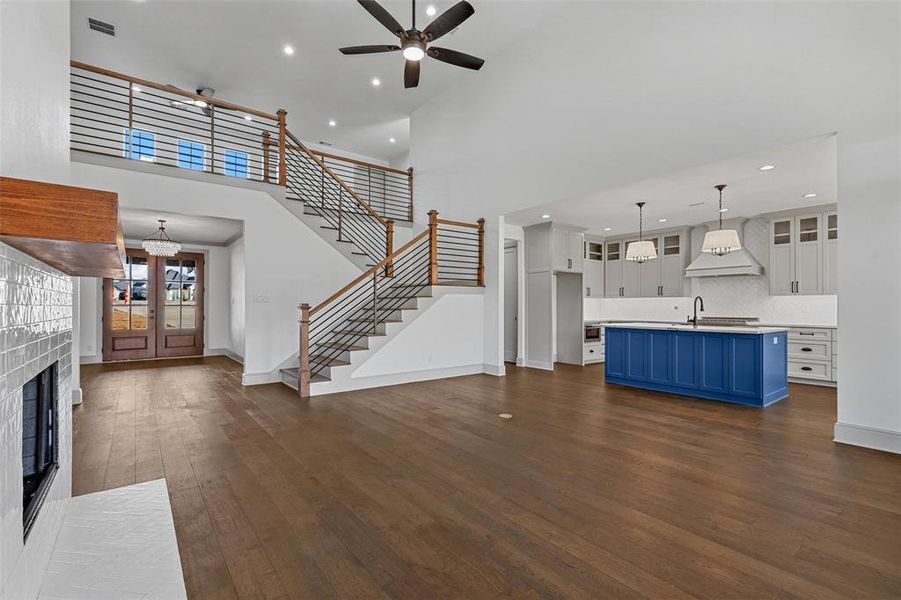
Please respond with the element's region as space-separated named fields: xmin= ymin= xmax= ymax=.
xmin=178 ymin=140 xmax=205 ymax=171
xmin=124 ymin=128 xmax=155 ymax=161
xmin=223 ymin=149 xmax=248 ymax=178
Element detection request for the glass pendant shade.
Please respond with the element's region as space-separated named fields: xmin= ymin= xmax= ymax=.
xmin=703 ymin=184 xmax=740 ymax=256
xmin=702 ymin=228 xmax=741 ymax=256
xmin=142 ymin=220 xmax=182 ymax=257
xmin=626 ymin=240 xmax=657 ymax=263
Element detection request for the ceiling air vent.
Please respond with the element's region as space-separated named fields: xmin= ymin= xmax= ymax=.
xmin=88 ymin=18 xmax=115 ymax=36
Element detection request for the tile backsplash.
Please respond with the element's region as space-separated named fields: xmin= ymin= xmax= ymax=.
xmin=0 ymin=242 xmax=74 ymax=600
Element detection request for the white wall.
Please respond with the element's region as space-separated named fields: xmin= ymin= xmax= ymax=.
xmin=69 ymin=163 xmax=360 ymax=381
xmin=0 ymin=1 xmax=76 ymax=597
xmin=227 ymin=236 xmax=246 ymax=359
xmin=410 ymin=2 xmax=900 ymax=453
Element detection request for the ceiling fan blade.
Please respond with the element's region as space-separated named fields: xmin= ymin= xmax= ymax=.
xmin=339 ymin=44 xmax=401 ymax=55
xmin=422 ymin=1 xmax=475 ymax=42
xmin=427 ymin=47 xmax=484 ymax=70
xmin=357 ymin=0 xmax=405 ymax=37
xmin=404 ymin=59 xmax=421 ymax=88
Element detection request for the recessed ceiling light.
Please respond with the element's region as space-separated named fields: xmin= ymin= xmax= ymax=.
xmin=804 ymin=192 xmax=817 ymax=198
xmin=658 ymin=218 xmax=667 ymax=223
xmin=541 ymin=214 xmax=551 ymax=219
xmin=389 ymin=137 xmax=396 ymax=143
xmin=244 ymin=115 xmax=253 ymax=121
xmin=371 ymin=77 xmax=381 ymax=87
xmin=328 ymin=120 xmax=336 ymax=127
xmin=603 ymin=227 xmax=612 ymax=231
xmin=759 ymin=164 xmax=775 ymax=171
xmin=283 ymin=45 xmax=295 ymax=56
xmin=426 ymin=5 xmax=437 ymax=16
xmin=131 ymin=84 xmax=141 ymax=93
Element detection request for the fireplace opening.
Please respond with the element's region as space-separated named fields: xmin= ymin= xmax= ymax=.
xmin=22 ymin=362 xmax=58 ymax=540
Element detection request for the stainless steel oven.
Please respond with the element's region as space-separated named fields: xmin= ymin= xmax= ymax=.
xmin=585 ymin=323 xmax=602 ymax=342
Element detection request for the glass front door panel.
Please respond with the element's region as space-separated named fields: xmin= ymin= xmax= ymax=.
xmin=164 ymin=258 xmax=199 ymax=329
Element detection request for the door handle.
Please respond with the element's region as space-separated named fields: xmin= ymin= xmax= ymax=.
xmin=568 ymin=258 xmax=572 ymax=269
xmin=587 ymin=287 xmax=590 ymax=296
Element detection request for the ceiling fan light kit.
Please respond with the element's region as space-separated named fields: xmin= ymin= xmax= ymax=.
xmin=339 ymin=0 xmax=485 ymax=88
xmin=702 ymin=184 xmax=742 ymax=256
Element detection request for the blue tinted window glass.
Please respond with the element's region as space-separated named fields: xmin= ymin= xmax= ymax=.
xmin=224 ymin=149 xmax=248 ymax=178
xmin=178 ymin=140 xmax=205 ymax=170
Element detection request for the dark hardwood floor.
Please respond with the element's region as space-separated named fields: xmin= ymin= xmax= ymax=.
xmin=76 ymin=357 xmax=901 ymax=599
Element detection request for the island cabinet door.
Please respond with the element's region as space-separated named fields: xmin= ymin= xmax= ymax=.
xmin=605 ymin=328 xmax=626 ymax=377
xmin=671 ymin=332 xmax=700 ymax=388
xmin=626 ymin=330 xmax=649 ymax=380
xmin=698 ymin=333 xmax=731 ymax=393
xmin=647 ymin=331 xmax=671 ymax=384
xmin=728 ymin=335 xmax=762 ymax=398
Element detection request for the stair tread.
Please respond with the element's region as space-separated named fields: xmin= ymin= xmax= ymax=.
xmin=279 ymin=368 xmax=330 ymax=384
xmin=334 ymin=329 xmax=385 ymax=337
xmin=316 ymin=342 xmax=368 ymax=351
xmin=309 ymin=354 xmax=351 ymax=366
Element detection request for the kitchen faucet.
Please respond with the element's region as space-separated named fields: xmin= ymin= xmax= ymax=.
xmin=688 ymin=296 xmax=705 ymax=326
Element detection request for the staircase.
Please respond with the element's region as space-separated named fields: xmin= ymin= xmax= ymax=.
xmin=68 ymin=59 xmax=486 ymax=397
xmin=282 ymin=211 xmax=485 ymax=396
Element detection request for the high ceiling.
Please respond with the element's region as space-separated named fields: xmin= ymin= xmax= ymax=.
xmin=121 ymin=208 xmax=243 ymax=246
xmin=70 ymin=0 xmax=564 ymax=162
xmin=505 ymin=134 xmax=837 ymax=237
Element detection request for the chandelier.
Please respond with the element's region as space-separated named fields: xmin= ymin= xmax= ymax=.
xmin=142 ymin=219 xmax=182 ymax=257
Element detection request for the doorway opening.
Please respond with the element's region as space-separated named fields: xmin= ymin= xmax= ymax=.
xmin=102 ymin=249 xmax=205 ymax=361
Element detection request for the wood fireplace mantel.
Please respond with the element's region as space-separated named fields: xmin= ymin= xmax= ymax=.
xmin=0 ymin=176 xmax=125 ymax=277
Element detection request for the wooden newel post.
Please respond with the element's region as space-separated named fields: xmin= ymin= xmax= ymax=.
xmin=428 ymin=210 xmax=439 ymax=285
xmin=261 ymin=132 xmax=271 ymax=183
xmin=385 ymin=219 xmax=395 ymax=277
xmin=298 ymin=303 xmax=311 ymax=398
xmin=277 ymin=109 xmax=287 ymax=186
xmin=477 ymin=218 xmax=486 ymax=287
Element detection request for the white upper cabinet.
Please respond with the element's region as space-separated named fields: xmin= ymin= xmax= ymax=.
xmin=770 ymin=211 xmax=832 ymax=296
xmin=603 ymin=230 xmax=688 ymax=297
xmin=605 ymin=241 xmax=622 ymax=297
xmin=584 ymin=239 xmax=604 ymax=297
xmin=660 ymin=233 xmax=687 ymax=297
xmin=824 ymin=212 xmax=838 ymax=294
xmin=552 ymin=228 xmax=583 ymax=273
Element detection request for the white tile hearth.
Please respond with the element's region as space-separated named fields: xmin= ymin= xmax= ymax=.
xmin=37 ymin=479 xmax=186 ymax=600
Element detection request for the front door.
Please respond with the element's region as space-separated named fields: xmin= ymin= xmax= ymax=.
xmin=102 ymin=250 xmax=204 ymax=361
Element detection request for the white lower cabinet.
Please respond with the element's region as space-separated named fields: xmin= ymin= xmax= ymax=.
xmin=787 ymin=326 xmax=837 ymax=385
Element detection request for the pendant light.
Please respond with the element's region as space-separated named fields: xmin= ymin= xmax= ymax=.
xmin=142 ymin=219 xmax=182 ymax=257
xmin=702 ymin=184 xmax=742 ymax=256
xmin=626 ymin=202 xmax=657 ymax=264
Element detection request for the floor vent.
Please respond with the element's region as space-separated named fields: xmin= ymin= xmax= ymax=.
xmin=88 ymin=18 xmax=116 ymax=36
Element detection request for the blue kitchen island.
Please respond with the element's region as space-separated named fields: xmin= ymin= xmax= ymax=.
xmin=604 ymin=323 xmax=788 ymax=407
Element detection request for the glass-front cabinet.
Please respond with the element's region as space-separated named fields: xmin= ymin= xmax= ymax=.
xmin=770 ymin=210 xmax=836 ymax=296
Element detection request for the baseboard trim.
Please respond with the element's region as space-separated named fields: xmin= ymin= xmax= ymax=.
xmin=483 ymin=363 xmax=506 ymax=376
xmin=313 ymin=363 xmax=485 ymax=396
xmin=834 ymin=422 xmax=901 ymax=455
xmin=515 ymin=357 xmax=525 ymax=367
xmin=206 ymin=347 xmax=244 ymax=365
xmin=242 ymin=370 xmax=282 ymax=386
xmin=524 ymin=360 xmax=554 ymax=371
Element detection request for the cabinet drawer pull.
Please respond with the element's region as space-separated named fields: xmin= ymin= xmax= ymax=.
xmin=801 ymin=347 xmax=813 ymax=352
xmin=801 ymin=366 xmax=813 ymax=371
xmin=799 ymin=332 xmax=815 ymax=336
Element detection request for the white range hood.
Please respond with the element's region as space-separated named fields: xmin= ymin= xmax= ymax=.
xmin=685 ymin=218 xmax=764 ymax=278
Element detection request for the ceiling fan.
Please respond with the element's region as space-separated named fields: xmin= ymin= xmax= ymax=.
xmin=169 ymin=87 xmax=227 ymax=118
xmin=339 ymin=0 xmax=485 ymax=89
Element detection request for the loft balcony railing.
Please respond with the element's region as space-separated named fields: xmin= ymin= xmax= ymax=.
xmin=68 ymin=61 xmax=414 ymax=223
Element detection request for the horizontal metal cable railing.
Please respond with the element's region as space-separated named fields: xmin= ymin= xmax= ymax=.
xmin=295 ymin=211 xmax=484 ymax=396
xmin=69 ymin=61 xmax=413 ymax=263
xmin=70 ymin=61 xmax=284 ymax=184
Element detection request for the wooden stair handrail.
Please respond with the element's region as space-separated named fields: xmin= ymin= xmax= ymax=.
xmin=311 ymin=228 xmax=429 ymax=316
xmin=283 ymin=129 xmax=388 ymax=227
xmin=70 ymin=60 xmax=279 ymax=121
xmin=312 ymin=149 xmax=411 ymax=177
xmin=436 ymin=218 xmax=481 ymax=229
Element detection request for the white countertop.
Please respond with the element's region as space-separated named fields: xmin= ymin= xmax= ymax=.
xmin=603 ymin=322 xmax=789 ymax=334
